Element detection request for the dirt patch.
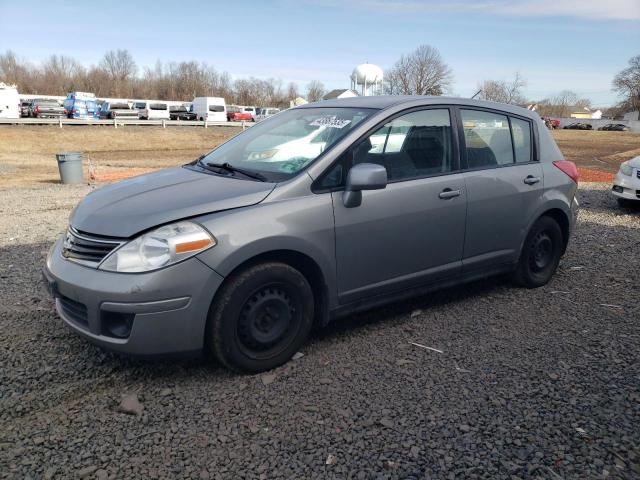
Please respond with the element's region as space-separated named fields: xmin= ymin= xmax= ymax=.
xmin=552 ymin=130 xmax=640 ymax=173
xmin=577 ymin=167 xmax=615 ymax=183
xmin=1 ymin=126 xmax=638 ymax=188
xmin=0 ymin=125 xmax=240 ymax=189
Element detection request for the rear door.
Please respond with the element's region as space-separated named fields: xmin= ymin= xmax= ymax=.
xmin=458 ymin=108 xmax=543 ymax=272
xmin=328 ymin=107 xmax=467 ymax=304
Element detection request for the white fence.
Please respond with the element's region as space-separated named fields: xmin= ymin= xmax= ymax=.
xmin=0 ymin=117 xmax=253 ymax=129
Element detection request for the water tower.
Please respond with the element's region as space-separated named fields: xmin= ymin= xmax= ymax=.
xmin=350 ymin=63 xmax=384 ymax=96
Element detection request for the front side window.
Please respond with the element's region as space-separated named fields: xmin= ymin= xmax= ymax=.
xmin=461 ymin=109 xmax=513 ymax=168
xmin=319 ymin=109 xmax=453 ymax=188
xmin=357 ymin=109 xmax=454 ymax=182
xmin=196 ymin=107 xmax=375 ymax=182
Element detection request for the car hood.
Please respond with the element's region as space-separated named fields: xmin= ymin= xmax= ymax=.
xmin=71 ymin=167 xmax=276 ymax=237
xmin=626 ymin=156 xmax=640 ymax=168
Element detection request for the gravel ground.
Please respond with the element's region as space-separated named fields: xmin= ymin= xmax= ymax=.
xmin=1 ymin=182 xmax=639 ymax=479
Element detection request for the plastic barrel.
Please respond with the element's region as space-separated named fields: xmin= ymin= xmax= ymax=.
xmin=56 ymin=152 xmax=84 ymax=184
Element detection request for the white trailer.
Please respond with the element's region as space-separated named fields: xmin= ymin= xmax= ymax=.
xmin=0 ymin=83 xmax=20 ymax=119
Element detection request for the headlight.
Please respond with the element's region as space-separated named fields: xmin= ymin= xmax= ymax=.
xmin=248 ymin=149 xmax=278 ymax=160
xmin=99 ymin=221 xmax=215 ymax=273
xmin=619 ymin=161 xmax=633 ymax=176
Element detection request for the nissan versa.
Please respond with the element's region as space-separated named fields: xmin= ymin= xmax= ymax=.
xmin=44 ymin=96 xmax=579 ymax=373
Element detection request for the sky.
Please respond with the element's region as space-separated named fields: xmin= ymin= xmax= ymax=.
xmin=1 ymin=0 xmax=638 ymax=106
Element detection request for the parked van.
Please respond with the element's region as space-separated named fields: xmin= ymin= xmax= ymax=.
xmin=63 ymin=92 xmax=99 ymax=119
xmin=135 ymin=101 xmax=170 ymax=120
xmin=192 ymin=97 xmax=226 ymax=122
xmin=255 ymin=107 xmax=280 ymax=122
xmin=0 ymin=83 xmax=20 ymax=119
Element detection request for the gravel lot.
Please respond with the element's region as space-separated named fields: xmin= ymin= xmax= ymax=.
xmin=1 ymin=182 xmax=639 ymax=479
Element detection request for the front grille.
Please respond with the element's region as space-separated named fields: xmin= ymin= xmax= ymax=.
xmin=62 ymin=227 xmax=124 ymax=267
xmin=636 ymin=169 xmax=640 ymax=179
xmin=59 ymin=295 xmax=88 ymax=327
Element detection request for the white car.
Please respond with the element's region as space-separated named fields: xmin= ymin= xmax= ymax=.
xmin=612 ymin=156 xmax=640 ymax=207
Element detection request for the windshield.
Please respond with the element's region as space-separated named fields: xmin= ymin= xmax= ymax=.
xmin=196 ymin=107 xmax=376 ymax=181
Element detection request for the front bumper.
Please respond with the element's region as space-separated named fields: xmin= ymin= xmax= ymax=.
xmin=611 ymin=170 xmax=640 ymax=201
xmin=44 ymin=236 xmax=224 ymax=356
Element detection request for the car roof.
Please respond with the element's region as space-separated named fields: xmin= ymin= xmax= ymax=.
xmin=298 ymin=95 xmax=539 ymax=119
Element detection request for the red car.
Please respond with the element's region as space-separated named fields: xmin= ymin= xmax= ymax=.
xmin=226 ymin=105 xmax=252 ymax=122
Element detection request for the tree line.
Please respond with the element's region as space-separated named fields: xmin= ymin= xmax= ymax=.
xmin=1 ymin=47 xmax=638 ymax=116
xmin=0 ymin=49 xmax=310 ymax=109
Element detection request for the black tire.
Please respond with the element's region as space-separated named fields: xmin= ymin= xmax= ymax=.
xmin=207 ymin=262 xmax=314 ymax=373
xmin=512 ymin=216 xmax=563 ymax=288
xmin=617 ymin=198 xmax=638 ymax=209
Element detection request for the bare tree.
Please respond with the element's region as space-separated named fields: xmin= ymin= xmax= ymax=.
xmin=534 ymin=90 xmax=592 ymax=117
xmin=99 ymin=49 xmax=137 ymax=96
xmin=385 ymin=45 xmax=452 ymax=96
xmin=477 ymin=72 xmax=527 ymax=105
xmin=306 ymin=80 xmax=326 ymax=102
xmin=0 ymin=50 xmax=34 ymax=91
xmin=286 ymin=82 xmax=299 ymax=100
xmin=613 ymin=54 xmax=640 ymax=112
xmin=40 ymin=54 xmax=85 ymax=94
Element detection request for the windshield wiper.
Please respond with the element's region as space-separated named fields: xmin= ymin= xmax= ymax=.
xmin=198 ymin=159 xmax=267 ymax=182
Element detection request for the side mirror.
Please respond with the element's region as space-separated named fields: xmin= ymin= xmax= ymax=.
xmin=343 ymin=163 xmax=387 ymax=208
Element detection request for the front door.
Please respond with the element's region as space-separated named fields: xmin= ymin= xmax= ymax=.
xmin=330 ymin=107 xmax=467 ymax=304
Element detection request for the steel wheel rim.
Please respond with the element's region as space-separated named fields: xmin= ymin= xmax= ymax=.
xmin=529 ymin=231 xmax=554 ymax=272
xmin=236 ymin=283 xmax=301 ymax=360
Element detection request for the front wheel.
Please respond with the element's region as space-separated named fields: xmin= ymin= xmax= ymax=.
xmin=207 ymin=262 xmax=314 ymax=373
xmin=617 ymin=198 xmax=638 ymax=209
xmin=512 ymin=216 xmax=563 ymax=288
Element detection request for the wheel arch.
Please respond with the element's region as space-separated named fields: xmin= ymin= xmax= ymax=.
xmin=541 ymin=208 xmax=570 ymax=253
xmin=209 ymin=249 xmax=330 ymax=329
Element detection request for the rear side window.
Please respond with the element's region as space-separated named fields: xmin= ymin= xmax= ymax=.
xmin=150 ymin=103 xmax=167 ymax=110
xmin=511 ymin=117 xmax=532 ymax=163
xmin=461 ymin=110 xmax=513 ymax=168
xmin=209 ymin=105 xmax=224 ymax=112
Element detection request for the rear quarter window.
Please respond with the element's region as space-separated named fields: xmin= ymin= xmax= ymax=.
xmin=511 ymin=117 xmax=532 ymax=163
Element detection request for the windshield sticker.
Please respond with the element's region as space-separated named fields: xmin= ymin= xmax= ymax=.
xmin=309 ymin=116 xmax=351 ymax=129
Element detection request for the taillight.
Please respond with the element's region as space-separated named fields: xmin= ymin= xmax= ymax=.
xmin=35 ymin=106 xmax=40 ymax=113
xmin=553 ymin=160 xmax=579 ymax=184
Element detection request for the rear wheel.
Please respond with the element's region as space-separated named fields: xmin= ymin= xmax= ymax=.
xmin=207 ymin=262 xmax=314 ymax=373
xmin=512 ymin=216 xmax=563 ymax=288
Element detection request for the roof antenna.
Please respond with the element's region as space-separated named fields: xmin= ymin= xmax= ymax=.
xmin=471 ymin=89 xmax=482 ymax=99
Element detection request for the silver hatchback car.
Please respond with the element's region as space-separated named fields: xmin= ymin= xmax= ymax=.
xmin=44 ymin=96 xmax=579 ymax=373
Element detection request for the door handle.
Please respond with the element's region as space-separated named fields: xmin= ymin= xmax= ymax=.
xmin=523 ymin=175 xmax=541 ymax=185
xmin=439 ymin=188 xmax=461 ymax=199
